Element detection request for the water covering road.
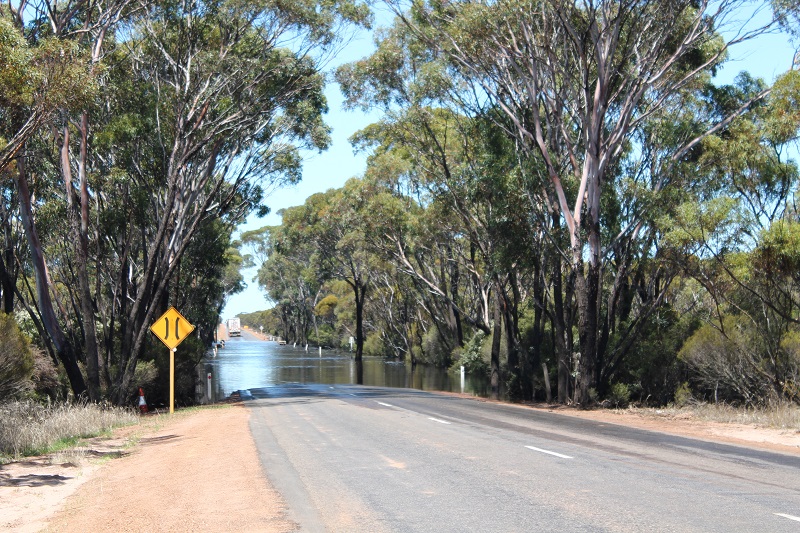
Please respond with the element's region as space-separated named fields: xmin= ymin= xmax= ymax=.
xmin=204 ymin=330 xmax=491 ymax=399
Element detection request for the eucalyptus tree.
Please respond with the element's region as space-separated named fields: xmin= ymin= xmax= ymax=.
xmin=339 ymin=20 xmax=543 ymax=397
xmin=379 ymin=0 xmax=781 ymax=404
xmin=244 ymin=225 xmax=322 ymax=342
xmin=0 ymin=1 xmax=131 ymax=398
xmin=2 ymin=0 xmax=369 ymax=401
xmin=275 ymin=180 xmax=387 ymax=381
xmin=100 ymin=0 xmax=370 ymax=402
xmin=354 ymin=112 xmax=540 ymax=398
xmin=659 ymin=70 xmax=800 ymax=404
xmin=257 ymin=223 xmax=323 ymax=345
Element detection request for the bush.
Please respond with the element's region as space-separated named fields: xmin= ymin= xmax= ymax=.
xmin=30 ymin=347 xmax=63 ymax=400
xmin=678 ymin=315 xmax=776 ymax=404
xmin=363 ymin=332 xmax=386 ymax=356
xmin=607 ymin=382 xmax=632 ymax=408
xmin=0 ymin=313 xmax=35 ymax=400
xmin=453 ymin=332 xmax=489 ymax=376
xmin=418 ymin=327 xmax=454 ymax=366
xmin=309 ymin=325 xmax=337 ymax=348
xmin=673 ymin=382 xmax=694 ymax=407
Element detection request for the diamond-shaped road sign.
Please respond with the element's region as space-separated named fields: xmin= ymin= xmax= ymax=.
xmin=150 ymin=306 xmax=195 ymax=350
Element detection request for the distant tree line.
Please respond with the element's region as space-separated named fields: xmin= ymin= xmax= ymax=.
xmin=246 ymin=0 xmax=800 ymax=406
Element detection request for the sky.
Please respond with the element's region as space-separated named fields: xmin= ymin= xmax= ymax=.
xmin=221 ymin=5 xmax=798 ymax=320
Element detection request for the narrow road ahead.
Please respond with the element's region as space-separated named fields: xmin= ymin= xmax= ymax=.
xmin=248 ymin=384 xmax=800 ymax=532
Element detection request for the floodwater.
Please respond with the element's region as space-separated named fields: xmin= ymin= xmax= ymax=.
xmin=203 ymin=334 xmax=492 ymax=400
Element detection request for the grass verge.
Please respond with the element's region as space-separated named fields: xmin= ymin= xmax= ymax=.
xmin=622 ymin=402 xmax=800 ymax=430
xmin=0 ymin=400 xmax=139 ymax=463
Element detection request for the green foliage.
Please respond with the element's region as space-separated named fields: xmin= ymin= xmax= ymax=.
xmin=607 ymin=383 xmax=632 ymax=409
xmin=0 ymin=14 xmax=34 ymax=109
xmin=132 ymin=361 xmax=159 ymax=399
xmin=0 ymin=313 xmax=35 ymax=400
xmin=315 ymin=295 xmax=339 ymax=318
xmin=772 ymin=0 xmax=800 ymax=40
xmin=764 ymin=70 xmax=800 ymax=145
xmin=674 ymin=382 xmax=694 ymax=407
xmin=452 ymin=332 xmax=489 ymax=376
xmin=620 ymin=305 xmax=699 ymax=405
xmin=417 ymin=327 xmax=452 ymax=367
xmin=755 ymin=219 xmax=800 ymax=277
xmin=363 ymin=332 xmax=386 ymax=356
xmin=310 ymin=325 xmax=338 ymax=348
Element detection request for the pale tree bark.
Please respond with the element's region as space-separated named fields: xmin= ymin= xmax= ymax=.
xmin=15 ymin=156 xmax=88 ymax=396
xmin=394 ymin=0 xmax=776 ymax=404
xmin=111 ymin=0 xmax=357 ymax=402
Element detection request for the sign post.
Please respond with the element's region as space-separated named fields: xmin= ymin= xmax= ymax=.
xmin=149 ymin=306 xmax=195 ymax=414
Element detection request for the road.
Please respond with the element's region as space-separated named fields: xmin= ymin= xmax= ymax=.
xmin=247 ymin=384 xmax=800 ymax=532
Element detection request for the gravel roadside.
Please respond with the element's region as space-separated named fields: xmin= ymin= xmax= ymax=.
xmin=1 ymin=404 xmax=296 ymax=533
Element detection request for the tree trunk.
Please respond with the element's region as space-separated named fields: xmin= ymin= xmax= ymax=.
xmin=0 ymin=246 xmax=16 ymax=314
xmin=531 ymin=258 xmax=545 ymax=399
xmin=575 ymin=259 xmax=601 ymax=407
xmin=490 ymin=290 xmax=502 ymax=400
xmin=63 ymin=117 xmax=103 ymax=400
xmin=448 ymin=244 xmax=464 ymax=347
xmin=500 ymin=278 xmax=523 ymax=400
xmin=552 ymin=249 xmax=570 ymax=403
xmin=354 ymin=278 xmax=367 ymax=385
xmin=15 ymin=157 xmax=87 ymax=398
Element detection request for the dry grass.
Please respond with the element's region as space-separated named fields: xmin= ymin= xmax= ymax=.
xmin=631 ymin=402 xmax=800 ymax=430
xmin=49 ymin=447 xmax=88 ymax=466
xmin=0 ymin=400 xmax=139 ymax=462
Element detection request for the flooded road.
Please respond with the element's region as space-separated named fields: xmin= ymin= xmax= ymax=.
xmin=204 ymin=332 xmax=492 ymax=399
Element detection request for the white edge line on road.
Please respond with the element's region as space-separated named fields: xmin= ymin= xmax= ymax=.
xmin=776 ymin=513 xmax=800 ymax=523
xmin=376 ymin=401 xmax=394 ymax=407
xmin=428 ymin=417 xmax=451 ymax=425
xmin=525 ymin=445 xmax=573 ymax=459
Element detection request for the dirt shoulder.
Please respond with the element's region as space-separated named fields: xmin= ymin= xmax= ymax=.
xmin=2 ymin=397 xmax=799 ymax=532
xmin=1 ymin=404 xmax=295 ymax=533
xmin=546 ymin=404 xmax=800 ymax=453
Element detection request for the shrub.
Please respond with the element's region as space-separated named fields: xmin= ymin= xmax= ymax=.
xmin=453 ymin=332 xmax=489 ymax=376
xmin=363 ymin=332 xmax=386 ymax=356
xmin=607 ymin=382 xmax=632 ymax=408
xmin=309 ymin=325 xmax=337 ymax=348
xmin=418 ymin=328 xmax=453 ymax=366
xmin=673 ymin=382 xmax=694 ymax=407
xmin=0 ymin=313 xmax=35 ymax=400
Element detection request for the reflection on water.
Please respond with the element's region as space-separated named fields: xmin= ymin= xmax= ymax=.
xmin=204 ymin=336 xmax=491 ymax=398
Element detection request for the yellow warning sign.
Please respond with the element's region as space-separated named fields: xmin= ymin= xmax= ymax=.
xmin=150 ymin=306 xmax=195 ymax=350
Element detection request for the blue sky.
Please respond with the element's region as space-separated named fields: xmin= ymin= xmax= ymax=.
xmin=221 ymin=7 xmax=798 ymax=319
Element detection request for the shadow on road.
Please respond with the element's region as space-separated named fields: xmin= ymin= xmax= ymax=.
xmin=0 ymin=472 xmax=72 ymax=487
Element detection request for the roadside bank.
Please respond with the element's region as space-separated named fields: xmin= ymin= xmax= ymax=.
xmin=1 ymin=404 xmax=294 ymax=533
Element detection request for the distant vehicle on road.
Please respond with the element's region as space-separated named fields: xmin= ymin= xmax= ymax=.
xmin=227 ymin=317 xmax=241 ymax=337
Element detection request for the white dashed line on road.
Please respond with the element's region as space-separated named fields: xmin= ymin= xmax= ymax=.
xmin=428 ymin=417 xmax=451 ymax=425
xmin=776 ymin=513 xmax=800 ymax=523
xmin=525 ymin=446 xmax=573 ymax=459
xmin=376 ymin=401 xmax=394 ymax=407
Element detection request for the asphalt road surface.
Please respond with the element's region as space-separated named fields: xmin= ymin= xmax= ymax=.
xmin=247 ymin=384 xmax=800 ymax=532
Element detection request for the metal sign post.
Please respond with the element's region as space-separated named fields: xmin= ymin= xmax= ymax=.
xmin=149 ymin=306 xmax=195 ymax=414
